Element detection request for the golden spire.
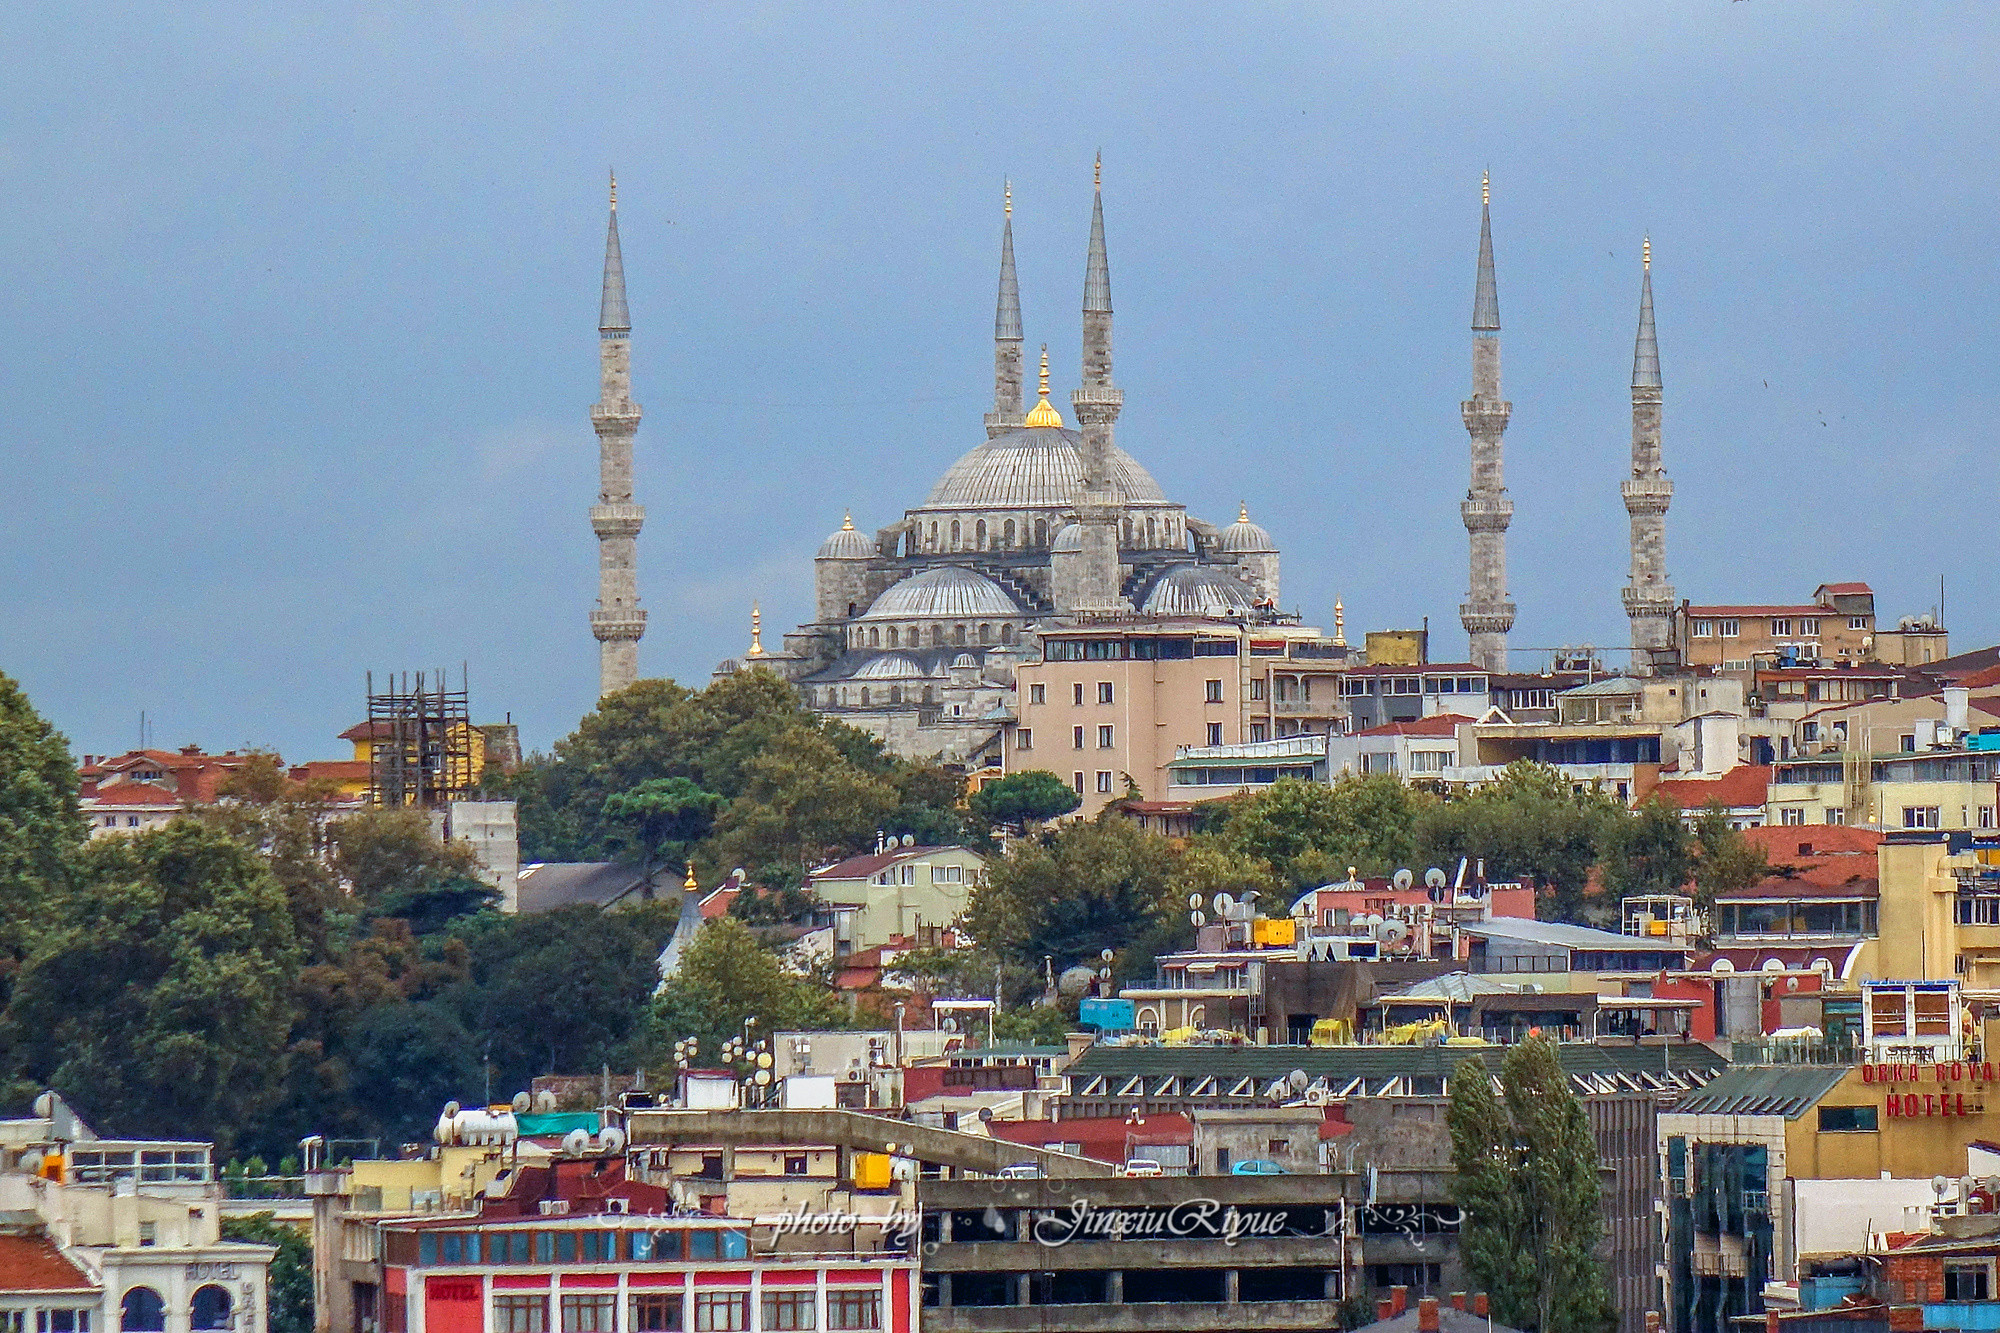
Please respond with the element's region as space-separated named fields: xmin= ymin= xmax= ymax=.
xmin=1004 ymin=178 xmax=1012 ymax=218
xmin=1238 ymin=501 xmax=1250 ymax=523
xmin=1334 ymin=598 xmax=1347 ymax=647
xmin=748 ymin=602 xmax=765 ymax=657
xmin=841 ymin=511 xmax=855 ymax=531
xmin=1643 ymin=235 xmax=1651 ymax=271
xmin=1024 ymin=344 xmax=1064 ymax=427
xmin=1481 ymin=170 xmax=1489 ymax=207
xmin=609 ymin=169 xmax=617 ymax=212
xmin=684 ymin=862 xmax=698 ymax=892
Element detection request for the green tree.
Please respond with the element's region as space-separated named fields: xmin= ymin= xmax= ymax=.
xmin=601 ymin=777 xmax=724 ymax=879
xmin=1449 ymin=1040 xmax=1616 ymax=1333
xmin=0 ymin=671 xmax=87 ymax=987
xmin=706 ymin=729 xmax=900 ymax=880
xmin=1212 ymin=775 xmax=1427 ymax=888
xmin=968 ymin=771 xmax=1081 ymax=834
xmin=966 ymin=816 xmax=1184 ymax=971
xmin=4 ymin=821 xmax=303 ymax=1151
xmin=649 ymin=917 xmax=847 ymax=1061
xmin=330 ymin=809 xmax=496 ymax=933
xmin=1689 ymin=802 xmax=1768 ymax=917
xmin=1418 ymin=762 xmax=1622 ymax=924
xmin=1597 ymin=795 xmax=1696 ymax=905
xmin=343 ymin=1001 xmax=483 ymax=1144
xmin=221 ymin=1212 xmax=313 ymax=1333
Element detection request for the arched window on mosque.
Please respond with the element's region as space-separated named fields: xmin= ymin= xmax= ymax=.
xmin=950 ymin=520 xmax=961 ymax=548
xmin=868 ymin=627 xmax=880 ymax=647
xmin=886 ymin=626 xmax=899 ymax=647
xmin=976 ymin=519 xmax=987 ymax=548
xmin=889 ymin=686 xmax=901 ymax=704
xmin=929 ymin=625 xmax=942 ymax=646
xmin=954 ymin=624 xmax=967 ymax=646
xmin=1035 ymin=518 xmax=1048 ymax=547
xmin=860 ymin=687 xmax=870 ymax=707
xmin=1123 ymin=517 xmax=1135 ymax=545
xmin=1146 ymin=515 xmax=1157 ymax=546
xmin=928 ymin=522 xmax=938 ymax=549
xmin=922 ymin=686 xmax=933 ymax=703
xmin=847 ymin=601 xmax=857 ymax=617
xmin=1003 ymin=519 xmax=1015 ymax=547
xmin=979 ymin=623 xmax=992 ymax=644
xmin=1001 ymin=623 xmax=1016 ymax=645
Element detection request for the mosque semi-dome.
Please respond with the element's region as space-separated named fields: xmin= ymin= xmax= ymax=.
xmin=817 ymin=513 xmax=877 ymax=559
xmin=1215 ymin=503 xmax=1276 ymax=554
xmin=850 ymin=654 xmax=928 ymax=680
xmin=1050 ymin=522 xmax=1083 ymax=554
xmin=862 ymin=565 xmax=1022 ymax=621
xmin=1141 ymin=564 xmax=1254 ymax=617
xmin=920 ymin=426 xmax=1169 ymax=511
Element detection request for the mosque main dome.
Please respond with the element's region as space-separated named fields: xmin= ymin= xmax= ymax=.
xmin=919 ymin=425 xmax=1169 ymax=512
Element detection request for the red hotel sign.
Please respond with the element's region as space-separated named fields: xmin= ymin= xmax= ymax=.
xmin=1860 ymin=1062 xmax=1993 ymax=1117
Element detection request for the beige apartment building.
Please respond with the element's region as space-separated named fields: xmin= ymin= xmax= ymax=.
xmin=1677 ymin=582 xmax=1878 ymax=669
xmin=1006 ymin=617 xmax=1347 ymax=818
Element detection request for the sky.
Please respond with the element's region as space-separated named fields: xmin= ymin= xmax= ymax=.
xmin=4 ymin=2 xmax=1996 ymax=762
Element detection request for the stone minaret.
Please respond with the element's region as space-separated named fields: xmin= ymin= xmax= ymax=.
xmin=588 ymin=173 xmax=647 ymax=696
xmin=986 ymin=181 xmax=1026 ymax=438
xmin=1460 ymin=172 xmax=1515 ymax=673
xmin=1621 ymin=237 xmax=1676 ymax=674
xmin=1067 ymin=155 xmax=1129 ymax=614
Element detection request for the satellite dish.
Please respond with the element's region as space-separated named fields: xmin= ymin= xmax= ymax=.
xmin=597 ymin=1126 xmax=627 ymax=1155
xmin=1934 ymin=1175 xmax=1952 ymax=1198
xmin=1190 ymin=910 xmax=1207 ymax=927
xmin=1189 ymin=894 xmax=1204 ymax=910
xmin=1288 ymin=1069 xmax=1308 ymax=1093
xmin=1378 ymin=920 xmax=1409 ymax=944
xmin=978 ymin=1106 xmax=995 ymax=1123
xmin=1710 ymin=959 xmax=1736 ymax=975
xmin=1102 ymin=948 xmax=1116 ymax=962
xmin=511 ymin=1092 xmax=531 ymax=1115
xmin=1393 ymin=869 xmax=1414 ymax=891
xmin=562 ymin=1129 xmax=592 ymax=1157
xmin=901 ymin=834 xmax=915 ymax=846
xmin=1213 ymin=893 xmax=1237 ymax=917
xmin=443 ymin=1101 xmax=462 ymax=1119
xmin=534 ymin=1090 xmax=559 ymax=1113
xmin=32 ymin=1092 xmax=52 ymax=1119
xmin=1058 ymin=965 xmax=1096 ymax=998
xmin=1425 ymin=868 xmax=1448 ymax=889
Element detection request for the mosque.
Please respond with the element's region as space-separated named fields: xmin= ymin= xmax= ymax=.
xmin=714 ymin=165 xmax=1291 ymax=764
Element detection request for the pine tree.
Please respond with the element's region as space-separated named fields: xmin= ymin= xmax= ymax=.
xmin=1450 ymin=1039 xmax=1617 ymax=1333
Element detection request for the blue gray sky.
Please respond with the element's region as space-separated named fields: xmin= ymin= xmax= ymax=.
xmin=5 ymin=3 xmax=1995 ymax=761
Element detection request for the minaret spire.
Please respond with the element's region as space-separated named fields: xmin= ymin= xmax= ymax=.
xmin=987 ymin=180 xmax=1026 ymax=437
xmin=1064 ymin=153 xmax=1129 ymax=613
xmin=1460 ymin=172 xmax=1515 ymax=672
xmin=1622 ymin=236 xmax=1676 ymax=673
xmin=589 ymin=170 xmax=646 ymax=695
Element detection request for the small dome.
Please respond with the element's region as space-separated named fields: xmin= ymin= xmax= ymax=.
xmin=817 ymin=513 xmax=876 ymax=559
xmin=1142 ymin=564 xmax=1253 ymax=616
xmin=851 ymin=654 xmax=927 ymax=680
xmin=951 ymin=653 xmax=979 ymax=669
xmin=1215 ymin=502 xmax=1275 ymax=554
xmin=1050 ymin=523 xmax=1083 ymax=554
xmin=861 ymin=565 xmax=1021 ymax=621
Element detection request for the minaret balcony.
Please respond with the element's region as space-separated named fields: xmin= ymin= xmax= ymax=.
xmin=1620 ymin=475 xmax=1674 ymax=514
xmin=1460 ymin=495 xmax=1514 ymax=532
xmin=1621 ymin=586 xmax=1676 ymax=617
xmin=590 ymin=609 xmax=648 ymax=641
xmin=1460 ymin=605 xmax=1517 ymax=635
xmin=591 ymin=503 xmax=646 ymax=538
xmin=590 ymin=404 xmax=643 ymax=430
xmin=1070 ymin=385 xmax=1124 ymax=423
xmin=1460 ymin=400 xmax=1512 ymax=432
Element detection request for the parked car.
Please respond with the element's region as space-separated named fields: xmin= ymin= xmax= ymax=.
xmin=1229 ymin=1159 xmax=1287 ymax=1176
xmin=996 ymin=1162 xmax=1046 ymax=1179
xmin=1117 ymin=1159 xmax=1164 ymax=1177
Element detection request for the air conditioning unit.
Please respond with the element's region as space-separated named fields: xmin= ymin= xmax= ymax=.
xmin=605 ymin=1198 xmax=630 ymax=1215
xmin=538 ymin=1199 xmax=570 ymax=1216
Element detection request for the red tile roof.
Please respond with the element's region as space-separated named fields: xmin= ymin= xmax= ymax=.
xmin=1340 ymin=664 xmax=1488 ymax=677
xmin=1654 ymin=766 xmax=1771 ymax=811
xmin=1685 ymin=605 xmax=1828 ymax=618
xmin=1817 ymin=582 xmax=1873 ymax=596
xmin=0 ymin=1234 xmax=97 ymax=1293
xmin=84 ymin=782 xmax=183 ymax=808
xmin=288 ymin=759 xmax=371 ymax=782
xmin=1956 ymin=665 xmax=2000 ymax=690
xmin=812 ymin=847 xmax=954 ymax=881
xmin=1721 ymin=826 xmax=1882 ymax=902
xmin=1741 ymin=825 xmax=1882 ymax=858
xmin=986 ymin=1115 xmax=1193 ymax=1164
xmin=1348 ymin=714 xmax=1474 ymax=739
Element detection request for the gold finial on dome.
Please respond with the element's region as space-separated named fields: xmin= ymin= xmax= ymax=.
xmin=1024 ymin=344 xmax=1064 ymax=428
xmin=748 ymin=602 xmax=765 ymax=657
xmin=1334 ymin=598 xmax=1347 ymax=647
xmin=841 ymin=511 xmax=855 ymax=531
xmin=684 ymin=862 xmax=698 ymax=892
xmin=1238 ymin=502 xmax=1250 ymax=523
xmin=1643 ymin=235 xmax=1651 ymax=271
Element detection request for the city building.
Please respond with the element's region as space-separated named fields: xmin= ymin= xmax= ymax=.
xmin=1677 ymin=584 xmax=1880 ymax=671
xmin=807 ymin=845 xmax=988 ymax=956
xmin=77 ymin=746 xmax=259 ymax=837
xmin=1165 ymin=734 xmax=1330 ymax=798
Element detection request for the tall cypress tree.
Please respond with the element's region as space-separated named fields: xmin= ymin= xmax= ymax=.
xmin=1450 ymin=1039 xmax=1617 ymax=1333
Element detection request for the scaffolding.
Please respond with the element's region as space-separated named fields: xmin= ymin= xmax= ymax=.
xmin=364 ymin=668 xmax=476 ymax=809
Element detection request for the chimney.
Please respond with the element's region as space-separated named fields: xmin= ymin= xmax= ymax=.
xmin=1646 ymin=1316 xmax=1661 ymax=1333
xmin=1452 ymin=1294 xmax=1467 ymax=1312
xmin=1419 ymin=1298 xmax=1440 ymax=1332
xmin=1392 ymin=1286 xmax=1409 ymax=1317
xmin=1378 ymin=1301 xmax=1395 ymax=1322
xmin=1472 ymin=1294 xmax=1489 ymax=1318
xmin=1765 ymin=1313 xmax=1780 ymax=1333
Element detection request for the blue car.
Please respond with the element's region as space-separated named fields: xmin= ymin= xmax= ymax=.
xmin=1230 ymin=1159 xmax=1286 ymax=1175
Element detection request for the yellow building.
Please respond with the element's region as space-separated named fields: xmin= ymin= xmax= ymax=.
xmin=1876 ymin=833 xmax=2000 ymax=986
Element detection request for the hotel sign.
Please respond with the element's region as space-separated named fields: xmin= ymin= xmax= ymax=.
xmin=1860 ymin=1061 xmax=1994 ymax=1117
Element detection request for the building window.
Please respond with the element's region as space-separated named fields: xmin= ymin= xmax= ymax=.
xmin=496 ymin=1299 xmax=548 ymax=1333
xmin=1903 ymin=806 xmax=1941 ymax=829
xmin=36 ymin=1315 xmax=87 ymax=1333
xmin=1072 ymin=772 xmax=1084 ymax=794
xmin=826 ymin=1293 xmax=881 ymax=1331
xmin=1850 ymin=616 xmax=1868 ymax=630
xmin=191 ymin=1289 xmax=231 ymax=1333
xmin=1030 ymin=684 xmax=1045 ymax=705
xmin=1016 ymin=729 xmax=1033 ymax=750
xmin=1408 ymin=750 xmax=1445 ymax=773
xmin=1801 ymin=721 xmax=1819 ymax=742
xmin=119 ymin=1291 xmax=165 ymax=1333
xmin=1780 ymin=807 xmax=1805 ymax=826
xmin=137 ymin=1222 xmax=156 ymax=1247
xmin=1721 ymin=619 xmax=1740 ymax=637
xmin=1096 ymin=771 xmax=1114 ymax=793
xmin=1946 ymin=1264 xmax=1993 ymax=1302
xmin=1901 ymin=734 xmax=1917 ymax=753
xmin=1249 ymin=724 xmax=1267 ymax=742
xmin=629 ymin=1297 xmax=681 ymax=1333
xmin=1982 ymin=806 xmax=1996 ymax=830
xmin=1205 ymin=679 xmax=1223 ymax=703
xmin=761 ymin=1293 xmax=815 ymax=1331
xmin=1825 ymin=807 xmax=1845 ymax=825
xmin=1771 ymin=618 xmax=1791 ymax=636
xmin=693 ymin=1294 xmax=748 ymax=1333
xmin=784 ymin=1154 xmax=809 ymax=1176
xmin=1098 ymin=682 xmax=1115 ymax=704
xmin=1249 ymin=679 xmax=1266 ymax=700
xmin=1072 ymin=726 xmax=1085 ymax=750
xmin=1097 ymin=725 xmax=1115 ymax=748
xmin=1207 ymin=723 xmax=1224 ymax=746
xmin=1072 ymin=682 xmax=1084 ymax=706
xmin=1692 ymin=619 xmax=1714 ymax=637
xmin=1800 ymin=617 xmax=1820 ymax=635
